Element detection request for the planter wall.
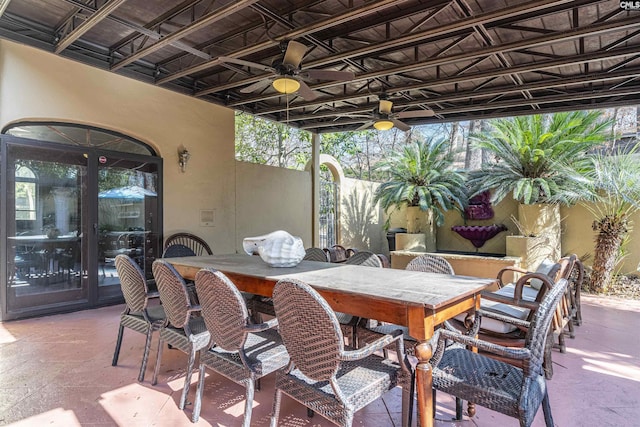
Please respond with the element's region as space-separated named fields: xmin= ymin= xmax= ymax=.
xmin=396 ymin=233 xmax=427 ymax=252
xmin=508 ymin=203 xmax=561 ymax=267
xmin=403 ymin=206 xmax=436 ymax=251
xmin=505 ymin=235 xmax=552 ymax=272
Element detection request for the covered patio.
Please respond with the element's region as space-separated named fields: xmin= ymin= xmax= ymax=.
xmin=1 ymin=293 xmax=638 ymax=426
xmin=1 ymin=1 xmax=640 ymax=426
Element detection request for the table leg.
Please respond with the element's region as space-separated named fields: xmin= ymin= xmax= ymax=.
xmin=414 ymin=341 xmax=434 ymax=427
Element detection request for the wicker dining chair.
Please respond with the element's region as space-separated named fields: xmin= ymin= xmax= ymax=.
xmin=344 ymin=250 xmax=383 ymax=267
xmin=112 ymin=255 xmax=166 ymax=382
xmin=339 ymin=251 xmax=384 ymax=346
xmin=162 ymin=244 xmax=199 ymax=304
xmin=250 ymin=247 xmax=330 ymax=321
xmin=430 ymin=277 xmax=569 ymax=427
xmin=270 ymin=278 xmax=414 ymax=427
xmin=163 ymin=233 xmax=213 ymax=256
xmin=357 ymin=254 xmax=455 ymax=356
xmin=162 ymin=244 xmax=197 ymax=258
xmin=467 ymin=255 xmax=577 ymax=379
xmin=151 ymin=260 xmax=210 ymax=411
xmin=406 ymin=253 xmax=455 ymax=274
xmin=303 ymin=247 xmax=330 ymax=262
xmin=191 ymin=268 xmax=289 ymax=424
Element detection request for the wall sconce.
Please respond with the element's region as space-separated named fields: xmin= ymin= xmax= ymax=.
xmin=178 ymin=148 xmax=190 ymax=173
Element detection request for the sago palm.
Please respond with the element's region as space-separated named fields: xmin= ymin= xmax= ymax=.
xmin=582 ymin=144 xmax=640 ymax=293
xmin=373 ymin=137 xmax=466 ymax=226
xmin=467 ymin=111 xmax=612 ymax=205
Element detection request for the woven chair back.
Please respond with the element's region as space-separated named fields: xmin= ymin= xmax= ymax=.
xmin=303 ymin=247 xmax=329 ymax=262
xmin=568 ymin=257 xmax=584 ymax=288
xmin=524 ymin=277 xmax=569 ymax=375
xmin=114 ymin=255 xmax=149 ymax=312
xmin=345 ymin=251 xmax=383 ymax=268
xmin=273 ymin=279 xmax=343 ymax=382
xmin=164 ymin=233 xmax=213 ymax=256
xmin=324 ymin=244 xmax=348 ymax=263
xmin=195 ymin=268 xmax=249 ymax=351
xmin=555 ymin=254 xmax=577 ymax=281
xmin=162 ymin=244 xmax=197 ymax=258
xmin=405 ymin=254 xmax=454 ymax=274
xmin=152 ymin=260 xmax=191 ymax=328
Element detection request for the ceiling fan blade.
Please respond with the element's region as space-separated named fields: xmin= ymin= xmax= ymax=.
xmin=356 ymin=121 xmax=374 ymax=131
xmin=218 ymin=56 xmax=274 ymax=73
xmin=379 ymin=100 xmax=393 ymax=114
xmin=296 ymin=80 xmax=318 ymax=100
xmin=301 ymin=69 xmax=355 ymax=81
xmin=396 ymin=109 xmax=435 ymax=118
xmin=391 ymin=118 xmax=411 ymax=132
xmin=283 ymin=40 xmax=308 ymax=68
xmin=239 ymin=78 xmax=273 ymax=93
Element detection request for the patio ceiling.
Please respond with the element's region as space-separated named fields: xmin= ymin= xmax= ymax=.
xmin=1 ymin=0 xmax=639 ymax=133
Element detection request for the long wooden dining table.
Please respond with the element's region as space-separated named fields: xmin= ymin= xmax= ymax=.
xmin=165 ymin=253 xmax=496 ymax=427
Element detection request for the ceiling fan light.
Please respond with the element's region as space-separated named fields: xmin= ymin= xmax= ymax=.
xmin=373 ymin=120 xmax=394 ymax=131
xmin=272 ymin=77 xmax=300 ymax=94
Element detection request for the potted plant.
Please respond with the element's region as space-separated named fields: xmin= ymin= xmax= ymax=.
xmin=466 ymin=111 xmax=612 ymax=265
xmin=373 ymin=137 xmax=467 ymax=252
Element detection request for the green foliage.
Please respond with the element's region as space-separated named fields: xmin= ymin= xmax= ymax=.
xmin=467 ymin=111 xmax=612 ymax=205
xmin=373 ymin=137 xmax=467 ymax=226
xmin=235 ymin=112 xmax=311 ymax=169
xmin=583 ymin=143 xmax=640 ymax=221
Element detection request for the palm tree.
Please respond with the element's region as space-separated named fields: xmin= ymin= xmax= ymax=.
xmin=583 ymin=144 xmax=640 ymax=293
xmin=373 ymin=137 xmax=467 ymax=228
xmin=467 ymin=111 xmax=612 ymax=205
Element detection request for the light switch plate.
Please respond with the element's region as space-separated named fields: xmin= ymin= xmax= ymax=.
xmin=200 ymin=209 xmax=215 ymax=227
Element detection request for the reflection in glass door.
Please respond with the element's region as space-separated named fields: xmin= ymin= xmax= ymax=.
xmin=6 ymin=144 xmax=88 ymax=313
xmin=98 ymin=157 xmax=159 ymax=302
xmin=2 ymin=135 xmax=162 ymax=320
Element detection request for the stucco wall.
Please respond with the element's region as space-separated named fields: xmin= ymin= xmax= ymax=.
xmin=235 ymin=161 xmax=312 ymax=249
xmin=382 ymin=193 xmax=640 ymax=273
xmin=339 ymin=177 xmax=385 ymax=253
xmin=0 ymin=40 xmax=237 ymax=253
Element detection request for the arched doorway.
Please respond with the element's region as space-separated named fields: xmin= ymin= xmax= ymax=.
xmin=316 ymin=155 xmax=345 ymax=249
xmin=1 ymin=122 xmax=162 ymax=320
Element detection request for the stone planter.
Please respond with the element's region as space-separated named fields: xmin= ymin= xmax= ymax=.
xmin=505 ymin=235 xmax=551 ymax=272
xmin=516 ymin=203 xmax=561 ymax=261
xmin=404 ymin=206 xmax=436 ymax=251
xmin=396 ymin=233 xmax=426 ymax=252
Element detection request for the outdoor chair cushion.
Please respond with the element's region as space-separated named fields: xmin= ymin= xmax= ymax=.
xmin=454 ymin=285 xmax=531 ymax=334
xmin=530 ymin=259 xmax=557 ymax=290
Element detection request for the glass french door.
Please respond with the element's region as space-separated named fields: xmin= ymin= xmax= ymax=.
xmin=2 ymin=136 xmax=161 ymax=319
xmin=97 ymin=157 xmax=160 ymax=301
xmin=5 ymin=142 xmax=88 ymax=315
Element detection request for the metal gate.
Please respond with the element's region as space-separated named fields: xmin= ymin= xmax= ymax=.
xmin=319 ymin=177 xmax=338 ymax=249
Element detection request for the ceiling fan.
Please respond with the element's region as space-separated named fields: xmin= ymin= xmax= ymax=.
xmin=218 ymin=40 xmax=355 ymax=101
xmin=355 ymin=96 xmax=435 ymax=131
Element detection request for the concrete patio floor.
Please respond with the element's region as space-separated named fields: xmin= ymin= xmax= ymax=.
xmin=1 ymin=293 xmax=639 ymax=427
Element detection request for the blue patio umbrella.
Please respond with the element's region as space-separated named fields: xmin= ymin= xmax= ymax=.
xmin=98 ymin=185 xmax=157 ymax=200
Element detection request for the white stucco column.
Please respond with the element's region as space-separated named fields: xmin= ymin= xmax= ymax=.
xmin=312 ymin=132 xmax=320 ymax=247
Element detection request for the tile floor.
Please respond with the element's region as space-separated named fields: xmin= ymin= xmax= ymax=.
xmin=1 ymin=294 xmax=639 ymax=426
